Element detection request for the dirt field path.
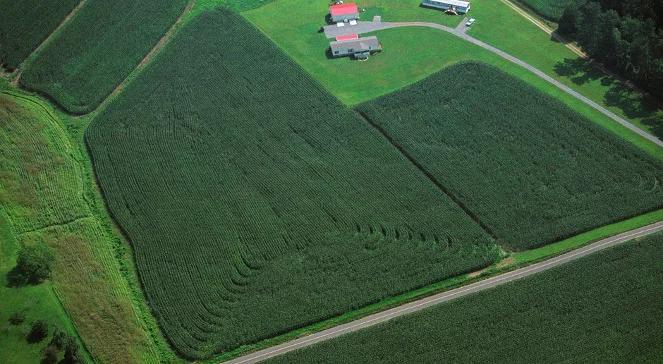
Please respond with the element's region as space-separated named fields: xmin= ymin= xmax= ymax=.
xmin=12 ymin=0 xmax=88 ymax=86
xmin=224 ymin=221 xmax=663 ymax=363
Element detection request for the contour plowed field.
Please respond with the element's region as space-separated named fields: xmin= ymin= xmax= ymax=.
xmin=85 ymin=10 xmax=498 ymax=359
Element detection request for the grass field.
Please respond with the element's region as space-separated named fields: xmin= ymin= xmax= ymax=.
xmin=268 ymin=233 xmax=663 ymax=363
xmin=0 ymin=88 xmax=175 ymax=363
xmin=85 ymin=9 xmax=501 ymax=359
xmin=19 ymin=0 xmax=188 ymax=114
xmin=357 ymin=62 xmax=663 ymax=250
xmin=0 ymin=0 xmax=80 ymax=71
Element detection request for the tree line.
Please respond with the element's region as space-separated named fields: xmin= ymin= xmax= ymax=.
xmin=558 ymin=0 xmax=663 ymax=99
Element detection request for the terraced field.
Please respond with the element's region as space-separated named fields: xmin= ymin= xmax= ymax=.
xmin=19 ymin=0 xmax=188 ymax=114
xmin=85 ymin=9 xmax=499 ymax=359
xmin=0 ymin=0 xmax=80 ymax=70
xmin=357 ymin=62 xmax=663 ymax=250
xmin=267 ymin=232 xmax=663 ymax=363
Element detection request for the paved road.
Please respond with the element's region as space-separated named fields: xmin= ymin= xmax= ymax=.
xmin=224 ymin=221 xmax=663 ymax=364
xmin=323 ymin=20 xmax=663 ymax=148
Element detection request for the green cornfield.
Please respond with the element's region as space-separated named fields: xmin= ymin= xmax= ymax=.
xmin=267 ymin=233 xmax=663 ymax=363
xmin=19 ymin=0 xmax=188 ymax=114
xmin=515 ymin=0 xmax=574 ymax=21
xmin=0 ymin=0 xmax=80 ymax=70
xmin=85 ymin=10 xmax=499 ymax=359
xmin=356 ymin=62 xmax=663 ymax=251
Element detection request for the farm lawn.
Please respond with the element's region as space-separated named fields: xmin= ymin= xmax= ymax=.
xmin=0 ymin=0 xmax=80 ymax=71
xmin=85 ymin=9 xmax=500 ymax=359
xmin=244 ymin=0 xmax=663 ymax=160
xmin=467 ymin=0 xmax=663 ymax=141
xmin=357 ymin=62 xmax=663 ymax=250
xmin=0 ymin=88 xmax=174 ymax=363
xmin=19 ymin=0 xmax=189 ymax=114
xmin=267 ymin=232 xmax=663 ymax=364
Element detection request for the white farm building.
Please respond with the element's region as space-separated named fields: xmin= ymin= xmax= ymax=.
xmin=422 ymin=0 xmax=471 ymax=14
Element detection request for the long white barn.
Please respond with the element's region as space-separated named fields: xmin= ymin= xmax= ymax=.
xmin=422 ymin=0 xmax=471 ymax=14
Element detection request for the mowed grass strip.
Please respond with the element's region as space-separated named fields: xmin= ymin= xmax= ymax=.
xmin=19 ymin=0 xmax=188 ymax=114
xmin=0 ymin=0 xmax=80 ymax=71
xmin=85 ymin=9 xmax=498 ymax=359
xmin=356 ymin=62 xmax=663 ymax=250
xmin=267 ymin=233 xmax=663 ymax=364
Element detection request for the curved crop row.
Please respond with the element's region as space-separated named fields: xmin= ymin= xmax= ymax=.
xmin=85 ymin=9 xmax=498 ymax=359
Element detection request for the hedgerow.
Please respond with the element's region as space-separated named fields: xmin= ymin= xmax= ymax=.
xmin=356 ymin=62 xmax=663 ymax=251
xmin=0 ymin=0 xmax=80 ymax=71
xmin=85 ymin=9 xmax=498 ymax=359
xmin=267 ymin=233 xmax=663 ymax=363
xmin=19 ymin=0 xmax=188 ymax=114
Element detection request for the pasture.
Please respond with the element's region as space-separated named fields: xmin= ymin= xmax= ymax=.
xmin=85 ymin=9 xmax=499 ymax=359
xmin=0 ymin=89 xmax=170 ymax=363
xmin=267 ymin=233 xmax=663 ymax=363
xmin=19 ymin=0 xmax=188 ymax=114
xmin=0 ymin=0 xmax=80 ymax=71
xmin=357 ymin=62 xmax=663 ymax=250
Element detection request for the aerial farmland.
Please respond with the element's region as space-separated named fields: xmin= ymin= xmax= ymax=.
xmin=1 ymin=0 xmax=662 ymax=363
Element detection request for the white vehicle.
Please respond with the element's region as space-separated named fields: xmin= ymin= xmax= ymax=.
xmin=466 ymin=18 xmax=476 ymax=26
xmin=337 ymin=22 xmax=345 ymax=27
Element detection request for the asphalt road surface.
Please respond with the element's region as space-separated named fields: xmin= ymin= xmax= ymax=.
xmin=322 ymin=20 xmax=663 ymax=148
xmin=224 ymin=221 xmax=663 ymax=364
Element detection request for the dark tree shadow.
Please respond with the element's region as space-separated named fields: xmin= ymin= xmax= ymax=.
xmin=6 ymin=267 xmax=28 ymax=288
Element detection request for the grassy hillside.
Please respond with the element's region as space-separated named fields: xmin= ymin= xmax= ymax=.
xmin=357 ymin=63 xmax=663 ymax=250
xmin=0 ymin=0 xmax=80 ymax=71
xmin=85 ymin=9 xmax=499 ymax=359
xmin=0 ymin=88 xmax=174 ymax=363
xmin=268 ymin=232 xmax=663 ymax=363
xmin=19 ymin=0 xmax=188 ymax=114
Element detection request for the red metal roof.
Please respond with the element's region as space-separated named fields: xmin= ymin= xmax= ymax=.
xmin=336 ymin=33 xmax=359 ymax=41
xmin=330 ymin=3 xmax=359 ymax=16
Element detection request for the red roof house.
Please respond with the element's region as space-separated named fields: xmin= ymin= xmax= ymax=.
xmin=330 ymin=3 xmax=360 ymax=22
xmin=335 ymin=33 xmax=359 ymax=41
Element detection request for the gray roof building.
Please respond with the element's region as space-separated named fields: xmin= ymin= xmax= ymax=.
xmin=330 ymin=36 xmax=382 ymax=59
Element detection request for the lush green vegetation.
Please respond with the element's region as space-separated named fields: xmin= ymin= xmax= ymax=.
xmin=0 ymin=0 xmax=80 ymax=71
xmin=19 ymin=0 xmax=188 ymax=114
xmin=558 ymin=1 xmax=663 ymax=100
xmin=0 ymin=88 xmax=174 ymax=362
xmin=85 ymin=9 xmax=501 ymax=359
xmin=357 ymin=63 xmax=663 ymax=250
xmin=515 ymin=0 xmax=572 ymax=21
xmin=268 ymin=232 xmax=663 ymax=364
xmin=467 ymin=0 xmax=663 ymax=141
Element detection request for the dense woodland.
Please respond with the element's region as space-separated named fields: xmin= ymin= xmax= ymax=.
xmin=558 ymin=0 xmax=663 ymax=99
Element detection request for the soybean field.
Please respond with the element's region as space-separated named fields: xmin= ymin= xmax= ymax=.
xmin=356 ymin=62 xmax=663 ymax=251
xmin=0 ymin=0 xmax=80 ymax=70
xmin=267 ymin=233 xmax=663 ymax=364
xmin=19 ymin=0 xmax=188 ymax=114
xmin=85 ymin=10 xmax=498 ymax=359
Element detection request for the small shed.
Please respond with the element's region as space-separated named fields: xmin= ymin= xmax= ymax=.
xmin=330 ymin=3 xmax=360 ymax=23
xmin=330 ymin=35 xmax=382 ymax=59
xmin=421 ymin=0 xmax=471 ymax=14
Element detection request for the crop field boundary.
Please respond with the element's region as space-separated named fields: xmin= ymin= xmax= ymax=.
xmin=355 ymin=110 xmax=498 ymax=240
xmin=88 ymin=0 xmax=197 ymax=119
xmin=11 ymin=0 xmax=87 ymax=86
xmin=206 ymin=206 xmax=663 ymax=363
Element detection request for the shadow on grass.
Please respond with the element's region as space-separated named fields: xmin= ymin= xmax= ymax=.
xmin=553 ymin=57 xmax=663 ymax=139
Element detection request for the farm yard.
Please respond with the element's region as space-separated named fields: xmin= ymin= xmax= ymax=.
xmin=1 ymin=0 xmax=663 ymax=362
xmin=86 ymin=9 xmax=499 ymax=359
xmin=0 ymin=0 xmax=80 ymax=71
xmin=266 ymin=233 xmax=663 ymax=364
xmin=356 ymin=62 xmax=663 ymax=250
xmin=18 ymin=0 xmax=188 ymax=114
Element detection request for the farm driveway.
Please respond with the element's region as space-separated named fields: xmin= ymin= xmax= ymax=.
xmin=224 ymin=221 xmax=663 ymax=363
xmin=323 ymin=20 xmax=663 ymax=148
